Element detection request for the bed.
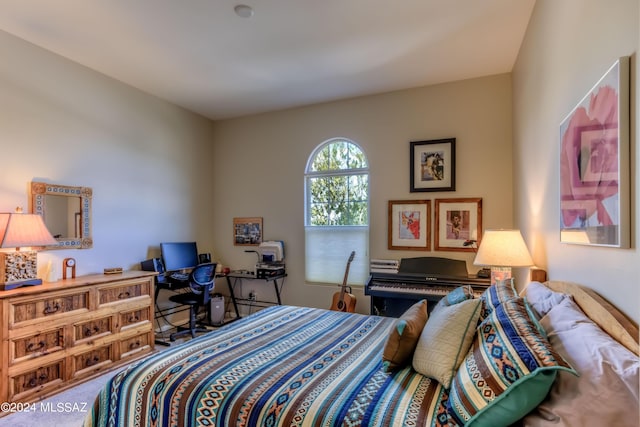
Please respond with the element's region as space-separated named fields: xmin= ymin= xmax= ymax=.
xmin=84 ymin=280 xmax=639 ymax=427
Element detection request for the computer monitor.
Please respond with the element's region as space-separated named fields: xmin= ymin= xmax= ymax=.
xmin=160 ymin=241 xmax=199 ymax=272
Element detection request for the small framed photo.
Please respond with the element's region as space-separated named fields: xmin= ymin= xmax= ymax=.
xmin=233 ymin=217 xmax=263 ymax=246
xmin=388 ymin=200 xmax=431 ymax=250
xmin=410 ymin=138 xmax=456 ymax=192
xmin=434 ymin=198 xmax=482 ymax=252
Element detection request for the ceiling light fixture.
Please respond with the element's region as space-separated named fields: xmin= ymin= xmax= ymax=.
xmin=234 ymin=4 xmax=254 ymax=18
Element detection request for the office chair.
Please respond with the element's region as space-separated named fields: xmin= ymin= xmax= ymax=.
xmin=169 ymin=263 xmax=217 ymax=341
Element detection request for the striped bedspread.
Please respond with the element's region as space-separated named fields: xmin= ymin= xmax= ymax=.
xmin=84 ymin=305 xmax=449 ymax=426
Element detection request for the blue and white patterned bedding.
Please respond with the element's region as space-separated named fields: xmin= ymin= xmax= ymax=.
xmin=84 ymin=305 xmax=449 ymax=426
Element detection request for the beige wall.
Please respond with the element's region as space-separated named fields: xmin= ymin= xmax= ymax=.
xmin=512 ymin=0 xmax=639 ymax=322
xmin=212 ymin=75 xmax=514 ymax=313
xmin=0 ymin=30 xmax=217 ymax=324
xmin=3 ymin=2 xmax=636 ymax=323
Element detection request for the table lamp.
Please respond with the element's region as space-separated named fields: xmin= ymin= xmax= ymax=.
xmin=0 ymin=208 xmax=58 ymax=291
xmin=473 ymin=229 xmax=533 ymax=285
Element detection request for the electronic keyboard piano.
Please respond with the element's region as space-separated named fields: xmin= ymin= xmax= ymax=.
xmin=365 ymin=257 xmax=490 ymax=317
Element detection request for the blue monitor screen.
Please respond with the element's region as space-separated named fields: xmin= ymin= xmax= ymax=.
xmin=161 ymin=241 xmax=199 ymax=272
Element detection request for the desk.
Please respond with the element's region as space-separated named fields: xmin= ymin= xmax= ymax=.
xmin=153 ymin=276 xmax=193 ymax=345
xmin=224 ymin=272 xmax=286 ymax=320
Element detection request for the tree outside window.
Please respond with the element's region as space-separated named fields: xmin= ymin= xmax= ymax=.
xmin=305 ymin=138 xmax=369 ymax=284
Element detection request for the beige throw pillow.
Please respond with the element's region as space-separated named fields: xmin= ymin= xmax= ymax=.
xmin=412 ymin=298 xmax=481 ymax=388
xmin=382 ymin=300 xmax=428 ymax=371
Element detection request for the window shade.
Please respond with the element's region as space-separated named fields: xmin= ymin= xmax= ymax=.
xmin=305 ymin=226 xmax=368 ymax=285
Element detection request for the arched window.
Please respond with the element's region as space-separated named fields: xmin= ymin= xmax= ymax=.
xmin=304 ymin=138 xmax=369 ymax=284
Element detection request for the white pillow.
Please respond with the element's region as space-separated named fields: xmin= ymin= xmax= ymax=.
xmin=523 ymin=281 xmax=567 ymax=320
xmin=522 ymin=296 xmax=639 ymax=427
xmin=412 ymin=298 xmax=481 ymax=388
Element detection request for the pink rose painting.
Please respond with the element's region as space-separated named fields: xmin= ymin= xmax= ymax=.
xmin=559 ymin=58 xmax=628 ymax=246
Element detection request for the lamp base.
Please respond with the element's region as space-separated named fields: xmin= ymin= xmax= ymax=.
xmin=0 ymin=278 xmax=43 ymax=291
xmin=490 ymin=266 xmax=512 ymax=285
xmin=0 ymin=251 xmax=41 ymax=291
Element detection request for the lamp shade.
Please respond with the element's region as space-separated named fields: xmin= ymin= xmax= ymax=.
xmin=0 ymin=212 xmax=58 ymax=249
xmin=473 ymin=229 xmax=533 ymax=267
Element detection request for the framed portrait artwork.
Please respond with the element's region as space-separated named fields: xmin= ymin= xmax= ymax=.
xmin=388 ymin=200 xmax=431 ymax=250
xmin=434 ymin=198 xmax=482 ymax=252
xmin=559 ymin=56 xmax=630 ymax=247
xmin=410 ymin=138 xmax=455 ymax=192
xmin=233 ymin=217 xmax=263 ymax=246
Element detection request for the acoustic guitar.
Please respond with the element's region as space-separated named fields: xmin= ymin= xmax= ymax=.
xmin=330 ymin=251 xmax=357 ymax=313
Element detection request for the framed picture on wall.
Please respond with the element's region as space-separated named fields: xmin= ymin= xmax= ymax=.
xmin=410 ymin=138 xmax=456 ymax=192
xmin=434 ymin=198 xmax=482 ymax=252
xmin=388 ymin=200 xmax=431 ymax=250
xmin=233 ymin=217 xmax=263 ymax=246
xmin=559 ymin=56 xmax=630 ymax=248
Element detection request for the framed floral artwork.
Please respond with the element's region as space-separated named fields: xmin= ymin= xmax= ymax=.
xmin=559 ymin=56 xmax=630 ymax=247
xmin=410 ymin=138 xmax=455 ymax=192
xmin=434 ymin=198 xmax=482 ymax=252
xmin=388 ymin=200 xmax=431 ymax=250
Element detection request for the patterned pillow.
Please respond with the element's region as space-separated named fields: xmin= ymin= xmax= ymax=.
xmin=412 ymin=298 xmax=482 ymax=388
xmin=479 ymin=278 xmax=517 ymax=319
xmin=382 ymin=299 xmax=428 ymax=371
xmin=432 ymin=285 xmax=475 ymax=314
xmin=447 ymin=297 xmax=576 ymax=427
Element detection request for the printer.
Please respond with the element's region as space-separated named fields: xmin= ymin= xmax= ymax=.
xmin=256 ymin=241 xmax=285 ymax=279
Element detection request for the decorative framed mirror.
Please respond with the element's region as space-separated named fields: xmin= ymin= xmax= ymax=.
xmin=30 ymin=182 xmax=93 ymax=249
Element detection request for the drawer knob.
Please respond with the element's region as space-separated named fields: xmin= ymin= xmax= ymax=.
xmin=128 ymin=315 xmax=140 ymax=323
xmin=25 ymin=374 xmax=48 ymax=389
xmin=84 ymin=326 xmax=101 ymax=337
xmin=118 ymin=291 xmax=131 ymax=299
xmin=43 ymin=303 xmax=61 ymax=315
xmin=26 ymin=341 xmax=46 ymax=352
xmin=129 ymin=341 xmax=141 ymax=349
xmin=85 ymin=355 xmax=100 ymax=367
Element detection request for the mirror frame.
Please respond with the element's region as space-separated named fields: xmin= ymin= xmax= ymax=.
xmin=30 ymin=181 xmax=93 ymax=249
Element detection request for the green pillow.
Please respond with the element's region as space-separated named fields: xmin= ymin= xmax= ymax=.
xmin=412 ymin=298 xmax=482 ymax=388
xmin=382 ymin=299 xmax=428 ymax=371
xmin=447 ymin=297 xmax=576 ymax=427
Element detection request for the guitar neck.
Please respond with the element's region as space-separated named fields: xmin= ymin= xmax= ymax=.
xmin=331 ymin=251 xmax=357 ymax=313
xmin=340 ymin=251 xmax=355 ymax=293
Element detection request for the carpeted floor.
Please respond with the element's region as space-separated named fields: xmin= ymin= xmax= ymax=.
xmin=0 ymin=369 xmax=114 ymax=427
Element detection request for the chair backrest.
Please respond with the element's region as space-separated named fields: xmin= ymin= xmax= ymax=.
xmin=189 ymin=263 xmax=217 ymax=304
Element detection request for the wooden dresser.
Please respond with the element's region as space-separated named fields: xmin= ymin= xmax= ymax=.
xmin=0 ymin=271 xmax=155 ymax=403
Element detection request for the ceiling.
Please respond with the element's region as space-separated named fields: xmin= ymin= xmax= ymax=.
xmin=0 ymin=0 xmax=536 ymax=120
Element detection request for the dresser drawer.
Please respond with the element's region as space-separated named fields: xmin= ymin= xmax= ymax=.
xmin=73 ymin=344 xmax=114 ymax=377
xmin=119 ymin=332 xmax=152 ymax=359
xmin=74 ymin=316 xmax=113 ymax=343
xmin=10 ymin=290 xmax=90 ymax=326
xmin=10 ymin=360 xmax=65 ymax=400
xmin=11 ymin=328 xmax=65 ymax=365
xmin=98 ymin=280 xmax=151 ymax=306
xmin=119 ymin=307 xmax=151 ymax=331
